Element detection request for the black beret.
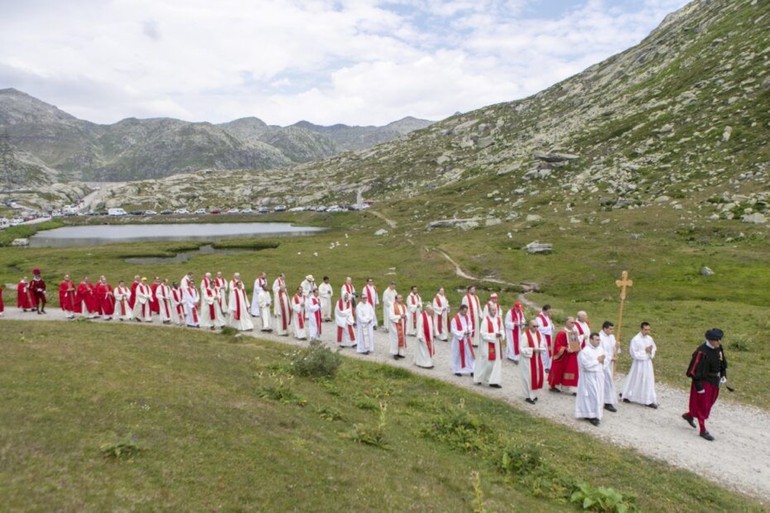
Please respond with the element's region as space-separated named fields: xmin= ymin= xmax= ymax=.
xmin=705 ymin=328 xmax=724 ymax=341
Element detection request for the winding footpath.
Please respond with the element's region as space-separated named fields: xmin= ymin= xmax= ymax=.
xmin=3 ymin=306 xmax=769 ymax=504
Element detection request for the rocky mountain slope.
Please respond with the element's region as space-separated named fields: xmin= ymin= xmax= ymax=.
xmin=0 ymin=89 xmax=432 ymax=182
xmin=90 ymin=0 xmax=768 ymax=230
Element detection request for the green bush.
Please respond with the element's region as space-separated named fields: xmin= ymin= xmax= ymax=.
xmin=288 ymin=341 xmax=343 ymax=379
xmin=421 ymin=402 xmax=492 ymax=453
xmin=100 ymin=436 xmax=142 ymax=460
xmin=570 ymin=482 xmax=637 ymax=512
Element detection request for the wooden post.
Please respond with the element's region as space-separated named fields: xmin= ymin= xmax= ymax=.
xmin=614 ymin=271 xmax=633 ymax=376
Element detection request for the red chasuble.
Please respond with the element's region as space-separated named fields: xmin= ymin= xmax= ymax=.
xmin=547 ymin=330 xmax=579 ymax=388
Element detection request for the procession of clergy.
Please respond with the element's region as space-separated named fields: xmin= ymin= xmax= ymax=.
xmin=9 ymin=271 xmax=662 ymax=428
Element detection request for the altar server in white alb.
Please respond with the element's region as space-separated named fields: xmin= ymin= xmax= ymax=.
xmin=406 ymin=286 xmax=422 ymax=336
xmin=575 ymin=332 xmax=606 ymax=426
xmin=461 ymin=285 xmax=481 ymax=347
xmin=474 ymin=304 xmax=503 ymax=388
xmin=355 ymin=291 xmax=375 ymax=354
xmin=335 ymin=293 xmax=357 ymax=348
xmin=599 ymin=321 xmax=619 ymax=412
xmin=432 ymin=287 xmax=450 ymax=341
xmin=414 ymin=304 xmax=435 ymax=368
xmin=227 ymin=279 xmax=254 ymax=331
xmin=305 ymin=288 xmax=322 ymax=342
xmin=250 ymin=272 xmax=267 ymax=317
xmin=381 ymin=282 xmax=397 ymax=332
xmin=450 ymin=304 xmax=475 ymax=376
xmin=505 ymin=301 xmax=526 ymax=362
xmin=621 ymin=322 xmax=658 ymax=408
xmin=520 ymin=320 xmax=546 ymax=404
xmin=318 ymin=276 xmax=333 ymax=322
xmin=257 ymin=285 xmax=272 ymax=332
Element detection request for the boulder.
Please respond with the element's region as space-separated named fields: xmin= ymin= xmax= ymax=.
xmin=533 ymin=151 xmax=579 ymax=163
xmin=741 ymin=212 xmax=766 ymax=224
xmin=524 ymin=241 xmax=552 ymax=254
xmin=11 ymin=238 xmax=29 ymax=247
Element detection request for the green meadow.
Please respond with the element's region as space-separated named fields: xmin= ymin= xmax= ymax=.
xmin=1 ymin=320 xmax=766 ymax=512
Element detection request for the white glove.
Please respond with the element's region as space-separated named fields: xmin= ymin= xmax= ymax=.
xmin=720 ymin=376 xmax=727 ymax=385
xmin=697 ymin=389 xmax=706 ymax=394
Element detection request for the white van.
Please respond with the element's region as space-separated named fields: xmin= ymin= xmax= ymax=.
xmin=108 ymin=208 xmax=127 ymax=216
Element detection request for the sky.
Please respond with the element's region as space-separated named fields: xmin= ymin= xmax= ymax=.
xmin=0 ymin=0 xmax=690 ymax=127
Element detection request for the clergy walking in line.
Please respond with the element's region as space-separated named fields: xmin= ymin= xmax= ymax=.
xmin=382 ymin=282 xmax=397 ymax=332
xmin=548 ymin=317 xmax=580 ymax=393
xmin=536 ymin=304 xmax=554 ymax=372
xmin=575 ymin=332 xmax=606 ymax=426
xmin=58 ymin=275 xmax=76 ymax=319
xmin=114 ymin=280 xmax=133 ymax=321
xmin=182 ymin=281 xmax=200 ymax=328
xmin=250 ymin=272 xmax=268 ymax=317
xmin=474 ymin=304 xmax=503 ymax=388
xmin=450 ymin=304 xmax=475 ymax=376
xmin=520 ymin=320 xmax=546 ymax=404
xmin=257 ymin=285 xmax=273 ymax=332
xmin=291 ymin=286 xmax=307 ymax=340
xmin=363 ymin=277 xmax=379 ymax=330
xmin=621 ymin=322 xmax=658 ymax=408
xmin=414 ymin=304 xmax=435 ymax=368
xmin=273 ymin=283 xmax=291 ymax=336
xmin=599 ymin=321 xmax=619 ymax=412
xmin=228 ymin=279 xmax=254 ymax=331
xmin=155 ymin=278 xmax=173 ymax=324
xmin=355 ymin=291 xmax=375 ymax=354
xmin=406 ymin=286 xmax=422 ymax=336
xmin=132 ymin=277 xmax=153 ymax=322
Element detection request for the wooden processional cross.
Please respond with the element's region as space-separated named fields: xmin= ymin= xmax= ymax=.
xmin=614 ymin=271 xmax=633 ymax=374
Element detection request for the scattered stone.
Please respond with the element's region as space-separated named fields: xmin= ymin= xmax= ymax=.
xmin=533 ymin=152 xmax=579 ymax=163
xmin=742 ymin=212 xmax=766 ymax=224
xmin=700 ymin=266 xmax=715 ymax=276
xmin=485 ymin=218 xmax=502 ymax=227
xmin=374 ymin=229 xmax=388 ymax=236
xmin=722 ymin=126 xmax=733 ymax=143
xmin=11 ymin=238 xmax=29 ymax=247
xmin=526 ymin=214 xmax=543 ymax=222
xmin=525 ymin=241 xmax=552 ymax=254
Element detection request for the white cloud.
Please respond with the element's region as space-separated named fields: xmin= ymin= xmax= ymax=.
xmin=0 ymin=0 xmax=689 ymax=126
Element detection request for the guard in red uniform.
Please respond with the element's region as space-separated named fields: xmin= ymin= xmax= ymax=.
xmin=30 ymin=268 xmax=47 ymax=314
xmin=683 ymin=329 xmax=727 ymax=441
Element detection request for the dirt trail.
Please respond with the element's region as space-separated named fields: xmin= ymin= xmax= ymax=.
xmin=3 ymin=307 xmax=768 ymax=504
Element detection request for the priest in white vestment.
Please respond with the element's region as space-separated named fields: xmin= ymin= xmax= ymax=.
xmin=406 ymin=286 xmax=422 ymax=336
xmin=575 ymin=332 xmax=606 ymax=426
xmin=432 ymin=287 xmax=450 ymax=341
xmin=305 ymin=289 xmax=322 ymax=341
xmin=170 ymin=284 xmax=185 ymax=325
xmin=182 ymin=283 xmax=200 ymax=327
xmin=482 ymin=293 xmax=501 ymax=319
xmin=381 ymin=282 xmax=397 ymax=332
xmin=155 ymin=279 xmax=173 ymax=324
xmin=535 ymin=305 xmax=554 ymax=372
xmin=335 ymin=293 xmax=357 ymax=347
xmin=574 ymin=310 xmax=591 ymax=349
xmin=621 ymin=322 xmax=658 ymax=407
xmin=250 ymin=272 xmax=267 ymax=317
xmin=520 ymin=320 xmax=546 ymax=404
xmin=388 ymin=294 xmax=407 ymax=358
xmin=599 ymin=321 xmax=619 ymax=412
xmin=505 ymin=301 xmax=526 ymax=362
xmin=114 ymin=281 xmax=133 ymax=321
xmin=300 ymin=275 xmax=315 ymax=297
xmin=200 ymin=275 xmax=224 ymax=330
xmin=450 ymin=305 xmax=475 ymax=376
xmin=340 ymin=277 xmax=355 ymax=301
xmin=362 ymin=278 xmax=379 ymax=330
xmin=214 ymin=271 xmax=228 ymax=314
xmin=474 ymin=305 xmax=503 ymax=388
xmin=228 ymin=280 xmax=254 ymax=331
xmin=291 ymin=287 xmax=307 ymax=340
xmin=461 ymin=285 xmax=481 ymax=347
xmin=257 ymin=285 xmax=272 ymax=331
xmin=273 ymin=284 xmax=291 ymax=336
xmin=132 ymin=277 xmax=153 ymax=322
xmin=414 ymin=304 xmax=435 ymax=368
xmin=318 ymin=276 xmax=333 ymax=321
xmin=355 ymin=292 xmax=375 ymax=354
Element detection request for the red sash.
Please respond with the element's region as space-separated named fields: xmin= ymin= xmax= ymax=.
xmin=486 ymin=317 xmax=501 ymax=361
xmin=279 ymin=291 xmax=289 ymax=330
xmin=422 ymin=312 xmax=434 ymax=356
xmin=313 ymin=298 xmax=322 ymax=335
xmin=394 ymin=303 xmax=406 ymax=349
xmin=293 ymin=295 xmax=304 ymax=328
xmin=538 ymin=313 xmax=553 ymax=354
xmin=525 ymin=330 xmax=544 ymax=389
xmin=454 ymin=314 xmax=475 ymax=368
xmin=160 ymin=288 xmax=171 ymax=318
xmin=575 ymin=321 xmax=589 ymax=348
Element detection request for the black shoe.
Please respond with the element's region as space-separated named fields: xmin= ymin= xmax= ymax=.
xmin=604 ymin=404 xmax=617 ymax=413
xmin=622 ymin=398 xmax=631 ymax=403
xmin=525 ymin=398 xmax=536 ymax=405
xmin=647 ymin=403 xmax=658 ymax=409
xmin=682 ymin=413 xmax=696 ymax=428
xmin=533 ymin=397 xmax=538 ymax=402
xmin=700 ymin=431 xmax=715 ymax=441
xmin=588 ymin=418 xmax=600 ymax=426
xmin=454 ymin=373 xmax=462 ymax=377
xmin=393 ymin=355 xmax=399 ymax=360
xmin=549 ymin=387 xmax=560 ymax=393
xmin=489 ymin=384 xmax=502 ymax=389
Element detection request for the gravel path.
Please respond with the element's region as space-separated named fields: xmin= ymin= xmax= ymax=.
xmin=4 ymin=307 xmax=769 ymax=504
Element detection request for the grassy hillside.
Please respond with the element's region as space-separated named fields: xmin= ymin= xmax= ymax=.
xmin=0 ymin=320 xmax=765 ymax=512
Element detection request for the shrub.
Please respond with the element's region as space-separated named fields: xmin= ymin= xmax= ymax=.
xmin=288 ymin=341 xmax=343 ymax=379
xmin=496 ymin=443 xmax=543 ymax=476
xmin=570 ymin=482 xmax=637 ymax=512
xmin=421 ymin=402 xmax=492 ymax=453
xmin=349 ymin=402 xmax=388 ymax=449
xmin=258 ymin=377 xmax=307 ymax=406
xmin=101 ymin=436 xmax=142 ymax=459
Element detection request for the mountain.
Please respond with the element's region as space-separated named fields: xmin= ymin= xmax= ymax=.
xmin=92 ymin=0 xmax=768 ymax=227
xmin=0 ymin=88 xmax=433 ymax=182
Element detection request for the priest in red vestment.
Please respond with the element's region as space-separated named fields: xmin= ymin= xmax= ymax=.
xmin=17 ymin=277 xmax=32 ymax=311
xmin=548 ymin=317 xmax=580 ymax=393
xmin=58 ymin=275 xmax=76 ymax=319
